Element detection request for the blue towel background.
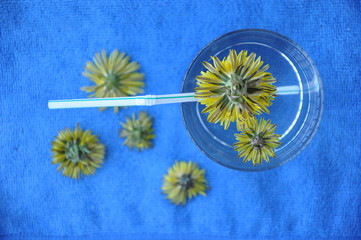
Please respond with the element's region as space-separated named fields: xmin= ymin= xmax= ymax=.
xmin=0 ymin=0 xmax=360 ymax=239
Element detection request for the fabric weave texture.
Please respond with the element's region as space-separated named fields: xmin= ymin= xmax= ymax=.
xmin=0 ymin=0 xmax=360 ymax=239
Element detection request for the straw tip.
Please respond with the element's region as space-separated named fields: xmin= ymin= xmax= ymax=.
xmin=48 ymin=101 xmax=55 ymax=109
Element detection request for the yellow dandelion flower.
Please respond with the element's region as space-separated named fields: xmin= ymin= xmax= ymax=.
xmin=120 ymin=111 xmax=155 ymax=151
xmin=51 ymin=124 xmax=105 ymax=179
xmin=195 ymin=49 xmax=277 ymax=130
xmin=234 ymin=118 xmax=281 ymax=166
xmin=81 ymin=49 xmax=144 ymax=113
xmin=162 ymin=161 xmax=208 ymax=205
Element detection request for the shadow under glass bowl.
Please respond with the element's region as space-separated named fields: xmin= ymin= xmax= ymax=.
xmin=181 ymin=29 xmax=323 ymax=171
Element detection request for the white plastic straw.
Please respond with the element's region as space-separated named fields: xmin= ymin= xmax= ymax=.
xmin=48 ymin=85 xmax=300 ymax=109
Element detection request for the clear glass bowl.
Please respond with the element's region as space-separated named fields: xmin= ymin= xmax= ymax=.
xmin=181 ymin=29 xmax=323 ymax=171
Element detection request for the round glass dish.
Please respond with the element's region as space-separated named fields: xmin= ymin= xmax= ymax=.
xmin=181 ymin=29 xmax=323 ymax=171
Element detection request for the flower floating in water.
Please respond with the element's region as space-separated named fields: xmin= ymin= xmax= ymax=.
xmin=51 ymin=124 xmax=105 ymax=179
xmin=162 ymin=161 xmax=208 ymax=205
xmin=195 ymin=49 xmax=277 ymax=130
xmin=81 ymin=49 xmax=144 ymax=113
xmin=120 ymin=111 xmax=155 ymax=151
xmin=234 ymin=118 xmax=281 ymax=166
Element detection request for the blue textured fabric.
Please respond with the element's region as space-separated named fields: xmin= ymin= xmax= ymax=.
xmin=0 ymin=0 xmax=360 ymax=239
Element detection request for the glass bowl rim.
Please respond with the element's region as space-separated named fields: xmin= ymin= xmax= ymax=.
xmin=181 ymin=28 xmax=324 ymax=171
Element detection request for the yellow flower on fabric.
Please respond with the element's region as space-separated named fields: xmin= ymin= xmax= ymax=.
xmin=162 ymin=161 xmax=208 ymax=205
xmin=120 ymin=111 xmax=155 ymax=151
xmin=81 ymin=49 xmax=144 ymax=113
xmin=195 ymin=49 xmax=277 ymax=130
xmin=51 ymin=124 xmax=105 ymax=179
xmin=234 ymin=118 xmax=281 ymax=166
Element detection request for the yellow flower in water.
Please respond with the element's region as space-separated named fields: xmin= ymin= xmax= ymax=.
xmin=120 ymin=111 xmax=155 ymax=151
xmin=234 ymin=118 xmax=281 ymax=166
xmin=51 ymin=125 xmax=105 ymax=179
xmin=195 ymin=49 xmax=277 ymax=130
xmin=162 ymin=161 xmax=208 ymax=205
xmin=81 ymin=49 xmax=144 ymax=113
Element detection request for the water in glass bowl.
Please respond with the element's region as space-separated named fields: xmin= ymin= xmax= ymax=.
xmin=181 ymin=29 xmax=323 ymax=171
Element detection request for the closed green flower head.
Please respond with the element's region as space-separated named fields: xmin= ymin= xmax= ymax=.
xmin=120 ymin=111 xmax=155 ymax=151
xmin=51 ymin=124 xmax=105 ymax=179
xmin=162 ymin=161 xmax=208 ymax=205
xmin=234 ymin=118 xmax=281 ymax=166
xmin=195 ymin=49 xmax=277 ymax=130
xmin=81 ymin=49 xmax=144 ymax=113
